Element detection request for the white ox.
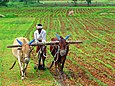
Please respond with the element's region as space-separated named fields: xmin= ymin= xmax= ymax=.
xmin=11 ymin=37 xmax=34 ymax=80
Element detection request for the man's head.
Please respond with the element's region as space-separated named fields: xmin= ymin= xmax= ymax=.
xmin=36 ymin=24 xmax=43 ymax=30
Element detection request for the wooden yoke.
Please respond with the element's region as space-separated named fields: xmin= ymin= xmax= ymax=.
xmin=7 ymin=40 xmax=83 ymax=48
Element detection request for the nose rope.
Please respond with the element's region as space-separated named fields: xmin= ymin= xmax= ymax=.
xmin=53 ymin=45 xmax=67 ymax=62
xmin=54 ymin=46 xmax=60 ymax=62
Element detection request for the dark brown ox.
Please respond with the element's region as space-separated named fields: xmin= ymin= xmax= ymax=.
xmin=49 ymin=34 xmax=70 ymax=74
xmin=10 ymin=37 xmax=34 ymax=80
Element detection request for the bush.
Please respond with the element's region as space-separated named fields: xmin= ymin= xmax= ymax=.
xmin=0 ymin=1 xmax=8 ymax=6
xmin=6 ymin=2 xmax=25 ymax=7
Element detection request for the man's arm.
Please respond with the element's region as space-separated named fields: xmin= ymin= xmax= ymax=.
xmin=42 ymin=31 xmax=46 ymax=42
xmin=34 ymin=31 xmax=38 ymax=43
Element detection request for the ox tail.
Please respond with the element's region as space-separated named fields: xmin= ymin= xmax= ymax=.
xmin=49 ymin=61 xmax=54 ymax=69
xmin=9 ymin=61 xmax=16 ymax=70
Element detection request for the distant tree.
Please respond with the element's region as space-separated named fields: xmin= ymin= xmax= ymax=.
xmin=0 ymin=0 xmax=9 ymax=6
xmin=72 ymin=0 xmax=77 ymax=6
xmin=20 ymin=0 xmax=28 ymax=4
xmin=1 ymin=0 xmax=9 ymax=2
xmin=37 ymin=0 xmax=39 ymax=3
xmin=86 ymin=0 xmax=91 ymax=6
xmin=20 ymin=0 xmax=24 ymax=2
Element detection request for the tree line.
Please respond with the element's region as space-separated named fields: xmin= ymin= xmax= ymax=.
xmin=0 ymin=0 xmax=91 ymax=6
xmin=72 ymin=0 xmax=91 ymax=6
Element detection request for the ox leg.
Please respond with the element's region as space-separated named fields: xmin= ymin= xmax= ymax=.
xmin=17 ymin=50 xmax=24 ymax=80
xmin=38 ymin=52 xmax=42 ymax=70
xmin=55 ymin=53 xmax=60 ymax=75
xmin=42 ymin=56 xmax=46 ymax=70
xmin=23 ymin=58 xmax=30 ymax=76
xmin=58 ymin=63 xmax=63 ymax=79
xmin=41 ymin=46 xmax=46 ymax=70
xmin=55 ymin=62 xmax=59 ymax=75
xmin=23 ymin=63 xmax=28 ymax=77
xmin=56 ymin=62 xmax=63 ymax=79
xmin=61 ymin=59 xmax=66 ymax=74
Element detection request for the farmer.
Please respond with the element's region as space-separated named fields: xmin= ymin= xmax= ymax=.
xmin=34 ymin=24 xmax=46 ymax=57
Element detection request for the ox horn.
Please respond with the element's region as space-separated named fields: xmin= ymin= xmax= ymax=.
xmin=28 ymin=39 xmax=35 ymax=45
xmin=65 ymin=34 xmax=71 ymax=40
xmin=56 ymin=34 xmax=60 ymax=40
xmin=16 ymin=39 xmax=23 ymax=45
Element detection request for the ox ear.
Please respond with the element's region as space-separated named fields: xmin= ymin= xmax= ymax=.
xmin=28 ymin=39 xmax=35 ymax=45
xmin=16 ymin=39 xmax=23 ymax=45
xmin=65 ymin=34 xmax=71 ymax=40
xmin=56 ymin=34 xmax=60 ymax=40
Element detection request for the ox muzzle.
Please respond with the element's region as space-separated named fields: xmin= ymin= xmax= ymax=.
xmin=60 ymin=49 xmax=67 ymax=56
xmin=58 ymin=46 xmax=67 ymax=56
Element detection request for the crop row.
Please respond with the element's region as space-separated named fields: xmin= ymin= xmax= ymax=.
xmin=44 ymin=15 xmax=114 ymax=85
xmin=0 ymin=7 xmax=115 ymax=18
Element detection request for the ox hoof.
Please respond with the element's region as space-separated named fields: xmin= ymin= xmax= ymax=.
xmin=38 ymin=65 xmax=46 ymax=70
xmin=34 ymin=65 xmax=38 ymax=70
xmin=41 ymin=67 xmax=46 ymax=70
xmin=34 ymin=64 xmax=46 ymax=70
xmin=38 ymin=65 xmax=43 ymax=70
xmin=21 ymin=76 xmax=25 ymax=80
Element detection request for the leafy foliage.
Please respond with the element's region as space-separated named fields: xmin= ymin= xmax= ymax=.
xmin=86 ymin=0 xmax=91 ymax=6
xmin=0 ymin=0 xmax=9 ymax=6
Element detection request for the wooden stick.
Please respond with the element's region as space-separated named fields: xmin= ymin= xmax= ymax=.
xmin=67 ymin=40 xmax=83 ymax=44
xmin=6 ymin=41 xmax=59 ymax=48
xmin=31 ymin=41 xmax=59 ymax=46
xmin=7 ymin=45 xmax=22 ymax=48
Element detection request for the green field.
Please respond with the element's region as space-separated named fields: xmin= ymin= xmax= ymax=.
xmin=0 ymin=7 xmax=115 ymax=86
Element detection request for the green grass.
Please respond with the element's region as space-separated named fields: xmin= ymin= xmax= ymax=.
xmin=0 ymin=17 xmax=56 ymax=86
